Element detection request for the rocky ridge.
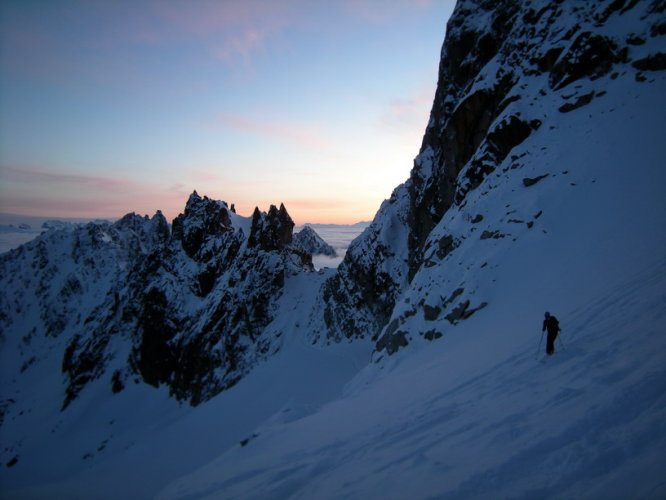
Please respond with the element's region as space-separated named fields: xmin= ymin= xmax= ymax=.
xmin=0 ymin=192 xmax=312 ymax=408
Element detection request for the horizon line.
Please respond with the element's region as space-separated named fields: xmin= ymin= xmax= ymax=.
xmin=0 ymin=210 xmax=373 ymax=228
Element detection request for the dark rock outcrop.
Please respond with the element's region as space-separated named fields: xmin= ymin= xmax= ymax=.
xmin=172 ymin=191 xmax=233 ymax=260
xmin=248 ymin=204 xmax=294 ymax=251
xmin=549 ymin=32 xmax=626 ymax=90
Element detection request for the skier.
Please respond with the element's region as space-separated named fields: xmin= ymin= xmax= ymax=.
xmin=542 ymin=312 xmax=560 ymax=355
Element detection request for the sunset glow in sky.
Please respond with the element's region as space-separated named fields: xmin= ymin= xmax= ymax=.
xmin=0 ymin=0 xmax=456 ymax=224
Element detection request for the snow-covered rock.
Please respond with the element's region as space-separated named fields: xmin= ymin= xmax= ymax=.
xmin=293 ymin=225 xmax=337 ymax=257
xmin=0 ymin=223 xmax=32 ymax=233
xmin=0 ymin=193 xmax=312 ymax=412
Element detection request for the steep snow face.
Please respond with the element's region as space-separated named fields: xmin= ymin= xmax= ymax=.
xmin=321 ymin=0 xmax=666 ymax=352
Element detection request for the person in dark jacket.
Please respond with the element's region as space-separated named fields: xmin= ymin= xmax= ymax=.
xmin=542 ymin=312 xmax=560 ymax=355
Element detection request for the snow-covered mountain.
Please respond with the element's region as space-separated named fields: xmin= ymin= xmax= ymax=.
xmin=1 ymin=0 xmax=665 ymax=498
xmin=318 ymin=0 xmax=666 ymax=350
xmin=0 ymin=214 xmax=98 ymax=254
xmin=293 ymin=225 xmax=337 ymax=257
xmin=0 ymin=192 xmax=315 ymax=411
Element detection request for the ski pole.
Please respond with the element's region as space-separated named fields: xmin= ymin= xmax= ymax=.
xmin=558 ymin=330 xmax=567 ymax=351
xmin=536 ymin=331 xmax=544 ymax=356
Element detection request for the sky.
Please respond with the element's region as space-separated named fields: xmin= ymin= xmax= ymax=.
xmin=0 ymin=0 xmax=456 ymax=224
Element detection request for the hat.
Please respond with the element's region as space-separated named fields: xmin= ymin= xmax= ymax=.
xmin=544 ymin=311 xmax=551 ymax=318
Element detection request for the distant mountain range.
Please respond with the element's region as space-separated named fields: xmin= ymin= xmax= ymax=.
xmin=299 ymin=221 xmax=371 ymax=228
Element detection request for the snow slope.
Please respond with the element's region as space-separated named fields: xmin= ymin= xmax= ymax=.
xmin=158 ymin=257 xmax=666 ymax=500
xmin=1 ymin=270 xmax=372 ymax=500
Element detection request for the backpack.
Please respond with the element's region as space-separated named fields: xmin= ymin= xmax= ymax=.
xmin=547 ymin=315 xmax=560 ymax=332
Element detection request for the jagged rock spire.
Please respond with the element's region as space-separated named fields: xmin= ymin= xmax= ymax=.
xmin=248 ymin=203 xmax=295 ymax=251
xmin=172 ymin=191 xmax=232 ymax=259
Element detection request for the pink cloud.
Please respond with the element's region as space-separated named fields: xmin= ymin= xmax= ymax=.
xmin=208 ymin=29 xmax=265 ymax=68
xmin=210 ymin=113 xmax=336 ymax=151
xmin=0 ymin=165 xmax=190 ymax=221
xmin=0 ymin=165 xmax=138 ymax=192
xmin=142 ymin=0 xmax=296 ymax=68
xmin=340 ymin=0 xmax=435 ymax=24
xmin=0 ymin=0 xmax=299 ymax=88
xmin=282 ymin=197 xmax=345 ymax=211
xmin=0 ymin=164 xmax=375 ymax=225
xmin=281 ymin=197 xmax=373 ymax=225
xmin=191 ymin=170 xmax=226 ymax=183
xmin=381 ymin=84 xmax=434 ymax=132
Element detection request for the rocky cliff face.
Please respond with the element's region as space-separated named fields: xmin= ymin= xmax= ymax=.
xmin=0 ymin=192 xmax=312 ymax=408
xmin=318 ymin=0 xmax=665 ymax=350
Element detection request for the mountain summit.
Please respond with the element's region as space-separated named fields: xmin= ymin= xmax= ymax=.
xmin=1 ymin=0 xmax=665 ymax=498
